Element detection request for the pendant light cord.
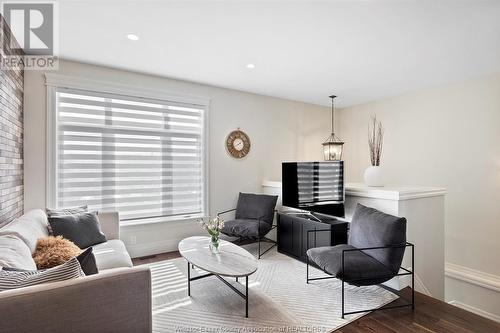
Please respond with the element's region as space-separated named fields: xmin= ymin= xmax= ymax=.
xmin=331 ymin=97 xmax=334 ymax=134
xmin=330 ymin=95 xmax=336 ymax=135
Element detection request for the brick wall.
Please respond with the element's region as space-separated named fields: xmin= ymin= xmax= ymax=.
xmin=0 ymin=15 xmax=24 ymax=226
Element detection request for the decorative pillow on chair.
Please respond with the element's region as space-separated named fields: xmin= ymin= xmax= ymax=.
xmin=32 ymin=236 xmax=82 ymax=270
xmin=235 ymin=192 xmax=278 ymax=224
xmin=48 ymin=212 xmax=107 ymax=249
xmin=349 ymin=204 xmax=407 ymax=274
xmin=0 ymin=257 xmax=84 ymax=292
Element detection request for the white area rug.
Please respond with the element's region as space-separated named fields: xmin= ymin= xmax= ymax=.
xmin=148 ymin=244 xmax=397 ymax=332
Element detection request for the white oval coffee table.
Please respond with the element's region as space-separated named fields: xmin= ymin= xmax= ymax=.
xmin=178 ymin=236 xmax=258 ymax=317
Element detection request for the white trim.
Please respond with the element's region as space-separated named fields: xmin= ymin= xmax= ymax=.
xmin=409 ymin=268 xmax=432 ymax=296
xmin=262 ymin=180 xmax=283 ymax=188
xmin=120 ymin=214 xmax=205 ymax=227
xmin=345 ymin=183 xmax=447 ymax=201
xmin=415 ymin=273 xmax=431 ymax=296
xmin=445 ymin=262 xmax=500 ymax=293
xmin=45 ymin=85 xmax=57 ymax=208
xmin=204 ymin=100 xmax=211 ymax=217
xmin=448 ymin=300 xmax=500 ymax=323
xmin=260 ymin=181 xmax=447 ymax=201
xmin=392 ymin=267 xmax=432 ymax=297
xmin=44 ymin=73 xmax=211 ymax=107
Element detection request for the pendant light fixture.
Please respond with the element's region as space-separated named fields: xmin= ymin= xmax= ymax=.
xmin=322 ymin=95 xmax=344 ymax=161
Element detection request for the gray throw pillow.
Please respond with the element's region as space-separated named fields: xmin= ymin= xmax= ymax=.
xmin=48 ymin=212 xmax=107 ymax=249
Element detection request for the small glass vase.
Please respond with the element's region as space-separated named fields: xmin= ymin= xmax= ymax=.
xmin=209 ymin=234 xmax=220 ymax=254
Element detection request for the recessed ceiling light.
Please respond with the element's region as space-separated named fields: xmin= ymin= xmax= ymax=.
xmin=126 ymin=34 xmax=139 ymax=41
xmin=246 ymin=63 xmax=256 ymax=69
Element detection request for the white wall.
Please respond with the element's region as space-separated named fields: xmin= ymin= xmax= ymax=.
xmin=337 ymin=73 xmax=500 ymax=319
xmin=24 ymin=59 xmax=330 ymax=257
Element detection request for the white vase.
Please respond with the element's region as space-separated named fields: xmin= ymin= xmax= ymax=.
xmin=364 ymin=166 xmax=385 ymax=187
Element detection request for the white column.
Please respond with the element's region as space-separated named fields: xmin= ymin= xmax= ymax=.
xmin=345 ymin=183 xmax=446 ymax=300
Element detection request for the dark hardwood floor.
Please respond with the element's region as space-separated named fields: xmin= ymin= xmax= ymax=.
xmin=336 ymin=287 xmax=500 ymax=333
xmin=133 ymin=252 xmax=500 ymax=333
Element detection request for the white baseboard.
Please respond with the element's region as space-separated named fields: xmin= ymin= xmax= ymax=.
xmin=414 ymin=271 xmax=431 ymax=296
xmin=120 ymin=219 xmax=203 ymax=258
xmin=445 ymin=262 xmax=500 ymax=293
xmin=395 ymin=267 xmax=432 ymax=297
xmin=445 ymin=262 xmax=500 ymax=323
xmin=448 ymin=300 xmax=500 ymax=323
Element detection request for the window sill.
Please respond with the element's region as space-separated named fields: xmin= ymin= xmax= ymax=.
xmin=120 ymin=213 xmax=205 ymax=227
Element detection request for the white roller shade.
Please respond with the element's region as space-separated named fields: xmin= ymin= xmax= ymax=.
xmin=55 ymin=87 xmax=207 ymax=222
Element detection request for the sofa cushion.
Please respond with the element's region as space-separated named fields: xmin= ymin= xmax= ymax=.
xmin=32 ymin=236 xmax=82 ymax=270
xmin=48 ymin=212 xmax=107 ymax=249
xmin=0 ymin=257 xmax=84 ymax=292
xmin=91 ymin=240 xmax=132 ymax=270
xmin=307 ymin=244 xmax=395 ymax=286
xmin=0 ymin=235 xmax=37 ymax=271
xmin=235 ymin=193 xmax=278 ymax=225
xmin=221 ymin=219 xmax=272 ymax=239
xmin=0 ymin=209 xmax=50 ymax=253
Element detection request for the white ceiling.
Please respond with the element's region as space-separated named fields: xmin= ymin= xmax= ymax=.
xmin=58 ymin=0 xmax=500 ymax=107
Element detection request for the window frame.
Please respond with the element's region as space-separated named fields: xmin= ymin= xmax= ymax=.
xmin=45 ymin=73 xmax=210 ymax=225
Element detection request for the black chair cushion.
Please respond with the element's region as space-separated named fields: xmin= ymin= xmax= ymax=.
xmin=349 ymin=204 xmax=406 ymax=274
xmin=221 ymin=219 xmax=272 ymax=239
xmin=307 ymin=244 xmax=395 ymax=286
xmin=235 ymin=193 xmax=278 ymax=225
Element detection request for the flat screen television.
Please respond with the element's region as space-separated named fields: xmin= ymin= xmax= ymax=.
xmin=282 ymin=161 xmax=345 ymax=217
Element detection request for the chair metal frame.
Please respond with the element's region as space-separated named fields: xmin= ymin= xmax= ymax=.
xmin=305 ymin=229 xmax=415 ymax=318
xmin=217 ymin=209 xmax=277 ymax=259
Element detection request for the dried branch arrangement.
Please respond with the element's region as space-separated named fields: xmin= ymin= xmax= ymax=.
xmin=368 ymin=115 xmax=384 ymax=166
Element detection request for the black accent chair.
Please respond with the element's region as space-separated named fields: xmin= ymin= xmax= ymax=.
xmin=218 ymin=192 xmax=278 ymax=259
xmin=306 ymin=204 xmax=415 ymax=318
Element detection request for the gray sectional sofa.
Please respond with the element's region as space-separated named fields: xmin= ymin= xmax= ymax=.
xmin=0 ymin=209 xmax=152 ymax=333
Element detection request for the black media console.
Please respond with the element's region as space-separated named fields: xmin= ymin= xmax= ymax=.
xmin=277 ymin=211 xmax=349 ymax=262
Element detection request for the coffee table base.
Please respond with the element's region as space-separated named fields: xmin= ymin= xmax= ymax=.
xmin=187 ymin=261 xmax=249 ymax=318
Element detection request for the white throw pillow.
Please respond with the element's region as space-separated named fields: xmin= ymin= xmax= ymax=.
xmin=0 ymin=209 xmax=50 ymax=253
